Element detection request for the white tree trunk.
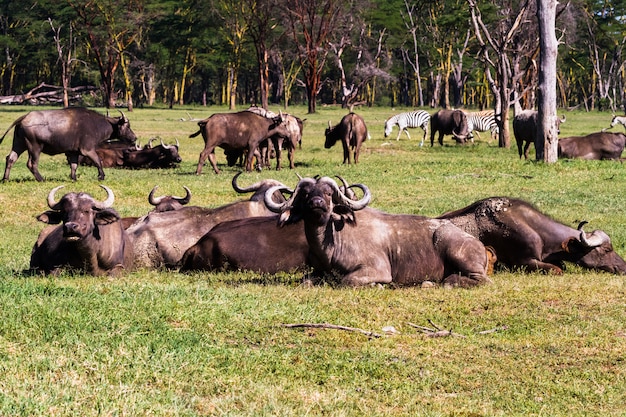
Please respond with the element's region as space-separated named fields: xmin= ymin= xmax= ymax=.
xmin=536 ymin=0 xmax=559 ymax=162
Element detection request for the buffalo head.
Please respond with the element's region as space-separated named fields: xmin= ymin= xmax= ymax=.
xmin=148 ymin=185 xmax=192 ymax=212
xmin=264 ymin=176 xmax=370 ymax=226
xmin=110 ymin=110 xmax=137 ymax=144
xmin=37 ymin=185 xmax=119 ymax=241
xmin=565 ymin=222 xmax=626 ymax=274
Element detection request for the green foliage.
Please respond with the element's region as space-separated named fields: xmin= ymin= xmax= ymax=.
xmin=0 ymin=105 xmax=625 ymax=415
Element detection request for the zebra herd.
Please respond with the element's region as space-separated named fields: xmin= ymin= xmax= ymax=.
xmin=384 ymin=109 xmax=499 ymax=146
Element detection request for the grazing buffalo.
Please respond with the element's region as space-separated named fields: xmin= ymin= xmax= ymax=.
xmin=127 ymin=173 xmax=291 ymax=269
xmin=439 ymin=197 xmax=626 ymax=275
xmin=30 ymin=185 xmax=133 ymax=276
xmin=430 ymin=109 xmax=471 ymax=146
xmin=180 ymin=216 xmax=308 ymax=274
xmin=324 ymin=113 xmax=368 ymax=164
xmin=1 ymin=107 xmax=137 ymax=181
xmin=190 ymin=111 xmax=293 ymax=174
xmin=513 ymin=110 xmax=566 ymax=159
xmin=264 ymin=177 xmax=495 ymax=287
xmin=558 ymin=132 xmax=626 ymax=160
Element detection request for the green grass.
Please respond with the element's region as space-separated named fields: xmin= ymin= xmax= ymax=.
xmin=0 ymin=104 xmax=625 ymax=416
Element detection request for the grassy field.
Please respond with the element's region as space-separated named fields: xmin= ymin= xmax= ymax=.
xmin=0 ymin=104 xmax=625 ymax=416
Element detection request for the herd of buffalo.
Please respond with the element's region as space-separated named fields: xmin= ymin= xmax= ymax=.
xmin=1 ymin=106 xmax=626 ymax=285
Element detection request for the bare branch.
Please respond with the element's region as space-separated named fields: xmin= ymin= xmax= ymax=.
xmin=281 ymin=323 xmax=382 ymax=338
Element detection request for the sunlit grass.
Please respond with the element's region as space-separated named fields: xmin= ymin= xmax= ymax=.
xmin=0 ymin=104 xmax=625 ymax=416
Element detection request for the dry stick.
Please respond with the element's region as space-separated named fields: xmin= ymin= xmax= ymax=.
xmin=478 ymin=325 xmax=509 ymax=335
xmin=281 ymin=323 xmax=382 ymax=338
xmin=406 ymin=322 xmax=467 ymax=338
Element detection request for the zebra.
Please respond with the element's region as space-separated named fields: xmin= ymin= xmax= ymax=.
xmin=383 ymin=110 xmax=430 ymax=146
xmin=463 ymin=110 xmax=499 ymax=142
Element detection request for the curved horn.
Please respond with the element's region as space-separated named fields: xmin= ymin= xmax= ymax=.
xmin=47 ymin=185 xmax=66 ymax=209
xmin=160 ymin=138 xmax=172 ymax=150
xmin=174 ymin=186 xmax=192 ymax=205
xmin=328 ymin=120 xmax=332 ymax=129
xmin=118 ymin=110 xmax=127 ymax=122
xmin=94 ymin=185 xmax=115 ymax=209
xmin=336 ymin=175 xmax=356 ymax=200
xmin=231 ymin=172 xmax=257 ymax=193
xmin=175 ymin=138 xmax=180 ymax=147
xmin=578 ymin=222 xmax=609 ymax=247
xmin=148 ymin=186 xmax=163 ymax=206
xmin=318 ymin=177 xmax=371 ymax=211
xmin=263 ymin=185 xmax=295 ymax=213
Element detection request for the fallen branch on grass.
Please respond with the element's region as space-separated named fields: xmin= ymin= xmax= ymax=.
xmin=281 ymin=323 xmax=382 ymax=338
xmin=406 ymin=321 xmax=467 ymax=338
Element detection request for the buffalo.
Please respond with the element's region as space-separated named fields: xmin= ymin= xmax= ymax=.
xmin=439 ymin=197 xmax=626 ymax=275
xmin=263 ymin=177 xmax=495 ymax=287
xmin=190 ymin=111 xmax=293 ymax=174
xmin=430 ymin=109 xmax=471 ymax=146
xmin=30 ymin=185 xmax=134 ymax=276
xmin=126 ymin=173 xmax=290 ymax=269
xmin=179 ymin=216 xmax=308 ymax=274
xmin=1 ymin=107 xmax=137 ymax=181
xmin=513 ymin=110 xmax=566 ymax=159
xmin=324 ymin=113 xmax=368 ymax=164
xmin=558 ymin=132 xmax=626 ymax=160
xmin=122 ymin=138 xmax=182 ymax=169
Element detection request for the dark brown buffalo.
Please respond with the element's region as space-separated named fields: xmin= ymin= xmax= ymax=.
xmin=513 ymin=110 xmax=566 ymax=159
xmin=264 ymin=177 xmax=494 ymax=287
xmin=324 ymin=113 xmax=368 ymax=164
xmin=179 ymin=216 xmax=308 ymax=274
xmin=77 ymin=140 xmax=139 ymax=168
xmin=190 ymin=111 xmax=293 ymax=174
xmin=439 ymin=197 xmax=626 ymax=274
xmin=122 ymin=139 xmax=182 ymax=168
xmin=127 ymin=173 xmax=291 ymax=269
xmin=430 ymin=109 xmax=471 ymax=146
xmin=558 ymin=132 xmax=626 ymax=160
xmin=1 ymin=107 xmax=137 ymax=181
xmin=30 ymin=185 xmax=133 ymax=276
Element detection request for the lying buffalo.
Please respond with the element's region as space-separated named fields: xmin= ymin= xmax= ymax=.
xmin=1 ymin=107 xmax=137 ymax=181
xmin=558 ymin=132 xmax=626 ymax=160
xmin=264 ymin=177 xmax=495 ymax=287
xmin=30 ymin=185 xmax=134 ymax=276
xmin=439 ymin=197 xmax=626 ymax=274
xmin=127 ymin=173 xmax=291 ymax=269
xmin=180 ymin=216 xmax=308 ymax=274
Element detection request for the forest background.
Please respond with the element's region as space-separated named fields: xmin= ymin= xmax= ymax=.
xmin=1 ymin=0 xmax=626 ymax=116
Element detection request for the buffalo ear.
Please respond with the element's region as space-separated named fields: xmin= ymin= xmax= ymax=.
xmin=37 ymin=211 xmax=63 ymax=224
xmin=332 ymin=205 xmax=356 ymax=224
xmin=94 ymin=208 xmax=121 ymax=225
xmin=562 ymin=238 xmax=582 ymax=253
xmin=277 ymin=209 xmax=301 ymax=227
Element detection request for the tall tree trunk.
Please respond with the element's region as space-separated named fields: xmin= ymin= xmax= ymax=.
xmin=536 ymin=0 xmax=558 ymax=162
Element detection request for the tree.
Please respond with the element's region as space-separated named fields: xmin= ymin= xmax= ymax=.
xmin=536 ymin=0 xmax=559 ymax=162
xmin=468 ymin=0 xmax=531 ymax=148
xmin=284 ymin=0 xmax=347 ymax=113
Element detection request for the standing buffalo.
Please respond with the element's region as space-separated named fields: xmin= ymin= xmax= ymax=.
xmin=430 ymin=109 xmax=471 ymax=146
xmin=324 ymin=113 xmax=368 ymax=164
xmin=439 ymin=197 xmax=626 ymax=274
xmin=1 ymin=107 xmax=137 ymax=181
xmin=30 ymin=185 xmax=134 ymax=276
xmin=127 ymin=173 xmax=291 ymax=269
xmin=190 ymin=111 xmax=293 ymax=174
xmin=558 ymin=132 xmax=626 ymax=160
xmin=513 ymin=110 xmax=566 ymax=159
xmin=263 ymin=177 xmax=494 ymax=287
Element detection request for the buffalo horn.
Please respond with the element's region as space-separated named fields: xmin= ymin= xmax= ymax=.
xmin=148 ymin=186 xmax=163 ymax=205
xmin=318 ymin=177 xmax=371 ymax=211
xmin=175 ymin=138 xmax=180 ymax=147
xmin=578 ymin=221 xmax=609 ymax=247
xmin=94 ymin=185 xmax=115 ymax=209
xmin=328 ymin=120 xmax=332 ymax=129
xmin=175 ymin=186 xmax=192 ymax=204
xmin=160 ymin=138 xmax=172 ymax=150
xmin=47 ymin=185 xmax=66 ymax=209
xmin=264 ymin=184 xmax=297 ymax=213
xmin=118 ymin=110 xmax=127 ymax=122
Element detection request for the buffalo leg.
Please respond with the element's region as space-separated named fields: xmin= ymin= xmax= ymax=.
xmin=3 ymin=149 xmax=23 ymax=181
xmin=81 ymin=149 xmax=105 ymax=180
xmin=196 ymin=147 xmax=219 ymax=174
xmin=342 ymin=141 xmax=350 ymax=164
xmin=66 ymin=153 xmax=80 ymax=181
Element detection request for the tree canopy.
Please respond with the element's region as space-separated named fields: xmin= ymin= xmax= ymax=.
xmin=2 ymin=0 xmax=626 ymax=115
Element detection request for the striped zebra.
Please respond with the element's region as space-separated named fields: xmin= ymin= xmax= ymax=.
xmin=384 ymin=110 xmax=430 ymax=146
xmin=463 ymin=110 xmax=499 ymax=142
xmin=604 ymin=114 xmax=626 ymax=131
